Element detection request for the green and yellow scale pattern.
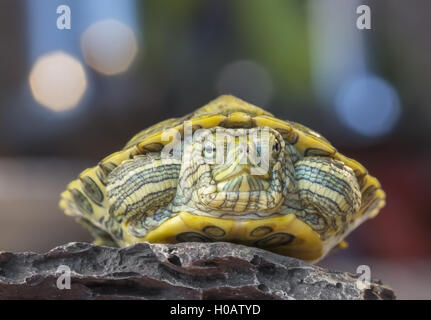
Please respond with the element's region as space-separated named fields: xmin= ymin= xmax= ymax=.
xmin=60 ymin=95 xmax=385 ymax=262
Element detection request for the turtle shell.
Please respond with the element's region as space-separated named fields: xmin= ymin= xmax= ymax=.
xmin=60 ymin=95 xmax=385 ymax=262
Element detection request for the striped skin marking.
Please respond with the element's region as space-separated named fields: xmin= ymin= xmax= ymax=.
xmin=107 ymin=154 xmax=181 ymax=225
xmin=295 ymin=157 xmax=361 ymax=219
xmin=129 ymin=209 xmax=176 ymax=236
xmin=300 ymin=209 xmax=329 ymax=234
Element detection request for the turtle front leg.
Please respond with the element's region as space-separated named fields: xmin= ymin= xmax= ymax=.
xmin=106 ymin=153 xmax=182 ymax=230
xmin=293 ymin=156 xmax=362 ymax=232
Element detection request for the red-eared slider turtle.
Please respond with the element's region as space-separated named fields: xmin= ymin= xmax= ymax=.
xmin=60 ymin=95 xmax=385 ymax=262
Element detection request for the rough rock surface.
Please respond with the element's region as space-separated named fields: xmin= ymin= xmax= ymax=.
xmin=0 ymin=242 xmax=395 ymax=300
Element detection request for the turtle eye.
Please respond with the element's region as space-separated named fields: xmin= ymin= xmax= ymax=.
xmin=273 ymin=142 xmax=280 ymax=152
xmin=203 ymin=143 xmax=216 ymax=159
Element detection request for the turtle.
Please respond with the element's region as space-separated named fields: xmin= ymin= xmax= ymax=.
xmin=59 ymin=95 xmax=385 ymax=262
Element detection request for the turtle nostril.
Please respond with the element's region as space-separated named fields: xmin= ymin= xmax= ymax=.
xmin=273 ymin=142 xmax=280 ymax=152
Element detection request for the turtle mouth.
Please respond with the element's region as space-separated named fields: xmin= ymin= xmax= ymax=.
xmin=211 ymin=154 xmax=273 ymax=185
xmin=213 ymin=164 xmax=271 ymax=182
xmin=210 ymin=159 xmax=273 ymax=193
xmin=198 ymin=187 xmax=283 ymax=213
xmin=215 ymin=173 xmax=271 ymax=192
xmin=197 ymin=171 xmax=283 ymax=213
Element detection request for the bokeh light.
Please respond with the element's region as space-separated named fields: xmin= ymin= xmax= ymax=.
xmin=29 ymin=51 xmax=87 ymax=112
xmin=216 ymin=60 xmax=273 ymax=107
xmin=335 ymin=74 xmax=402 ymax=137
xmin=81 ymin=19 xmax=138 ymax=75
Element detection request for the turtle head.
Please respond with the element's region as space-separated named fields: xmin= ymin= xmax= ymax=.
xmin=179 ymin=127 xmax=293 ymax=215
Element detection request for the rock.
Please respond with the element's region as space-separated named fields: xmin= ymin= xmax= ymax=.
xmin=0 ymin=242 xmax=395 ymax=300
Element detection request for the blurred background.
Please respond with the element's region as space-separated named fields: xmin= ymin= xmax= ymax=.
xmin=0 ymin=0 xmax=430 ymax=299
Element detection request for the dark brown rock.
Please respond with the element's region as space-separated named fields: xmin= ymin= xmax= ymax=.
xmin=0 ymin=242 xmax=395 ymax=300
